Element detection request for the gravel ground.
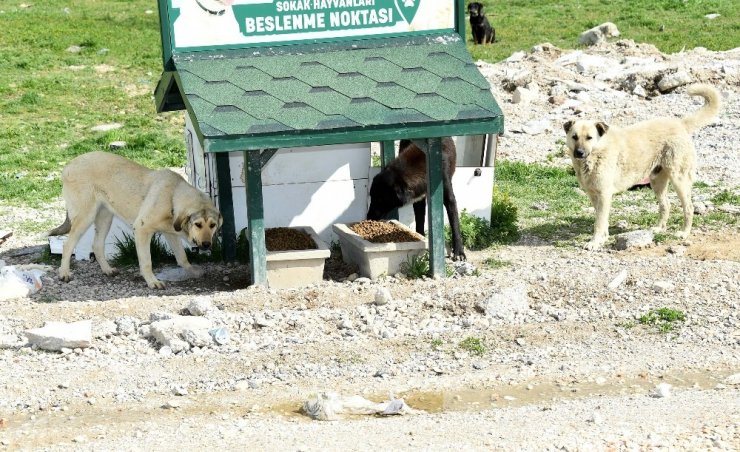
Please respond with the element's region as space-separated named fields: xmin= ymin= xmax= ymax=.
xmin=0 ymin=40 xmax=739 ymax=451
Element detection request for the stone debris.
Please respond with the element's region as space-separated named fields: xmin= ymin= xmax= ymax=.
xmin=476 ymin=285 xmax=530 ymax=320
xmin=25 ymin=320 xmax=92 ymax=351
xmin=608 ymin=270 xmax=629 ymax=290
xmin=374 ymin=287 xmax=392 ymax=306
xmin=652 ymin=281 xmax=675 ymax=293
xmin=615 ymin=230 xmax=654 ymax=250
xmin=187 ymin=296 xmax=214 ymax=316
xmin=652 ymin=383 xmax=672 ymax=398
xmin=149 ymin=316 xmax=214 ymax=352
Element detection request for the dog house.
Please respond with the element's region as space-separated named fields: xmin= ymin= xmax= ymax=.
xmin=154 ymin=0 xmax=504 ymax=285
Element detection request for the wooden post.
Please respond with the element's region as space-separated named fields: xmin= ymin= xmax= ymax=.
xmin=215 ymin=153 xmax=237 ymax=262
xmin=425 ymin=137 xmax=446 ymax=278
xmin=245 ymin=150 xmax=267 ymax=286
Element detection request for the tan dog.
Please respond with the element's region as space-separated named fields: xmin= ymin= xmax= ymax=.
xmin=563 ymin=84 xmax=721 ymax=250
xmin=49 ymin=151 xmax=222 ymax=289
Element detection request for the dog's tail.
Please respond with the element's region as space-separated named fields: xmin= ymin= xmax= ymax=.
xmin=48 ymin=213 xmax=71 ymax=236
xmin=681 ymin=84 xmax=721 ymax=133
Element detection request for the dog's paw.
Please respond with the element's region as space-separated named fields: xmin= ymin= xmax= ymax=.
xmin=650 ymin=226 xmax=666 ymax=233
xmin=675 ymin=231 xmax=690 ymax=240
xmin=583 ymin=240 xmax=604 ymax=251
xmin=103 ymin=268 xmax=119 ymax=277
xmin=147 ymin=279 xmax=166 ymax=290
xmin=452 ymin=251 xmax=467 ymax=262
xmin=58 ymin=269 xmax=72 ymax=283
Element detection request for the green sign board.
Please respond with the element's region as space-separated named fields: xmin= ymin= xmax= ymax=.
xmin=167 ymin=0 xmax=455 ymax=49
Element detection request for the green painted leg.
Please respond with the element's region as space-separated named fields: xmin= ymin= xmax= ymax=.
xmin=245 ymin=151 xmax=267 ymax=286
xmin=380 ymin=140 xmax=399 ymax=221
xmin=425 ymin=138 xmax=446 ymax=278
xmin=215 ymin=153 xmax=236 ymax=262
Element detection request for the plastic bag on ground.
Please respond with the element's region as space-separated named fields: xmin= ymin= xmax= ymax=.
xmin=0 ymin=260 xmax=49 ymax=300
xmin=302 ymin=392 xmax=422 ymax=421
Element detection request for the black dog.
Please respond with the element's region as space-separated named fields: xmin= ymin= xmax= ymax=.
xmin=366 ymin=138 xmax=466 ymax=261
xmin=468 ymin=2 xmax=494 ymax=45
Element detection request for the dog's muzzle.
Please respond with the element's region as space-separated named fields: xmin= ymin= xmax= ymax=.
xmin=573 ymin=148 xmax=586 ymax=159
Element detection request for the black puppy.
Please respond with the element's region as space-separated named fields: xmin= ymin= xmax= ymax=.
xmin=366 ymin=138 xmax=466 ymax=261
xmin=468 ymin=2 xmax=494 ymax=45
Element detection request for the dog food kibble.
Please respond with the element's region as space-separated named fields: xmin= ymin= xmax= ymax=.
xmin=265 ymin=228 xmax=317 ymax=251
xmin=350 ymin=220 xmax=423 ymax=244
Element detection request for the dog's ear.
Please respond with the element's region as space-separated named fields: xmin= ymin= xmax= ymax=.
xmin=217 ymin=212 xmax=223 ymax=229
xmin=595 ymin=122 xmax=609 ymax=136
xmin=563 ymin=120 xmax=574 ymax=134
xmin=173 ymin=213 xmax=189 ymax=232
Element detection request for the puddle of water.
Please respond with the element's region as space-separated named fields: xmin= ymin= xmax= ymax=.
xmin=400 ymin=369 xmax=735 ymax=413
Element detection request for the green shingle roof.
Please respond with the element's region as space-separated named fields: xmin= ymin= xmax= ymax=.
xmin=156 ymin=33 xmax=503 ymax=152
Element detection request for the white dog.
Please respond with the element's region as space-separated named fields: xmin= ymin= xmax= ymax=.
xmin=49 ymin=152 xmax=222 ymax=289
xmin=564 ymin=84 xmax=721 ymax=250
xmin=172 ymin=0 xmax=244 ymax=48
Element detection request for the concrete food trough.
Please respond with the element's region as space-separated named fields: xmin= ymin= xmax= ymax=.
xmin=332 ymin=221 xmax=427 ymax=279
xmin=262 ymin=226 xmax=330 ymax=289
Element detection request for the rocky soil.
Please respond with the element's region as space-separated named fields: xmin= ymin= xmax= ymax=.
xmin=1 ymin=39 xmax=739 ymax=451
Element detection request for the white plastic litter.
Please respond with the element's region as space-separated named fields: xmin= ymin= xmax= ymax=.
xmin=302 ymin=392 xmax=422 ymax=421
xmin=155 ymin=266 xmax=196 ymax=282
xmin=0 ymin=260 xmax=49 ymax=300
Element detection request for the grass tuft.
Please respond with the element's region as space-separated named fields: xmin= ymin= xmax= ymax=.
xmin=459 ymin=337 xmax=486 ymax=356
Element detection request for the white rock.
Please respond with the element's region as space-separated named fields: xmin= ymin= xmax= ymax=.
xmin=615 ymin=230 xmax=654 ymax=250
xmin=512 ymin=87 xmax=535 ymax=104
xmin=657 ymin=71 xmax=692 ymax=92
xmin=607 ymin=270 xmax=629 ymax=290
xmin=521 ymin=119 xmax=551 ymax=135
xmin=25 ymin=320 xmax=92 ymax=351
xmin=187 ymin=296 xmax=213 ymax=316
xmin=704 ymin=13 xmax=720 ymax=19
xmin=723 ymin=373 xmax=740 ymax=385
xmin=652 ymin=383 xmax=672 ymax=398
xmin=652 ymin=281 xmax=675 ymax=293
xmin=476 ymin=285 xmax=530 ymax=319
xmin=632 ymin=85 xmax=648 ymax=97
xmin=149 ymin=316 xmax=213 ymax=350
xmin=374 ymin=287 xmax=392 ymax=306
xmin=505 ymin=51 xmax=526 ymax=63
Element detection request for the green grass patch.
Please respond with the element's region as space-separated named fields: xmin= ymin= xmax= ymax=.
xmin=482 ymin=257 xmax=512 ymax=269
xmin=639 ymin=307 xmax=686 ymax=333
xmin=712 ymin=189 xmax=740 ymax=206
xmin=111 ymin=233 xmax=175 ymax=268
xmin=400 ymin=252 xmax=455 ymax=279
xmin=459 ymin=337 xmax=486 ymax=356
xmin=468 ymin=0 xmax=739 ymax=63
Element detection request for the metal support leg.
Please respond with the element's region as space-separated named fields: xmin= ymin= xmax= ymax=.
xmin=215 ymin=153 xmax=236 ymax=262
xmin=380 ymin=140 xmax=399 ymax=220
xmin=245 ymin=151 xmax=267 ymax=286
xmin=425 ymin=138 xmax=446 ymax=278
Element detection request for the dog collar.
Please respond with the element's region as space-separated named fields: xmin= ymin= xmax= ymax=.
xmin=195 ymin=0 xmax=226 ymax=16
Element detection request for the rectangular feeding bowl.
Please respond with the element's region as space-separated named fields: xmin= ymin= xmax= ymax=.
xmin=332 ymin=220 xmax=428 ymax=279
xmin=261 ymin=226 xmax=330 ymax=289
